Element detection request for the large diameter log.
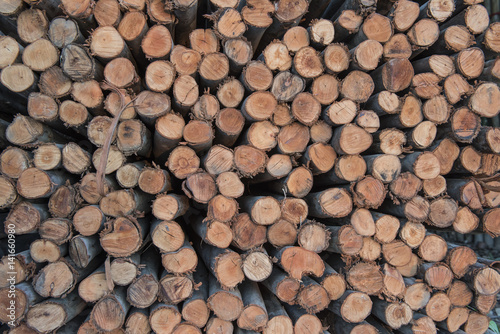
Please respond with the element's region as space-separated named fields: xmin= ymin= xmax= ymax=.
xmin=0 ymin=282 xmax=43 ymax=326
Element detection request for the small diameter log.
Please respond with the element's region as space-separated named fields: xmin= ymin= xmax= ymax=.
xmin=90 ymin=286 xmax=130 ymax=332
xmin=350 ymin=176 xmax=386 ymax=209
xmin=134 ymin=91 xmax=171 ymax=128
xmin=183 ymin=172 xmax=217 ymax=204
xmin=154 ymin=113 xmax=185 ymax=158
xmin=262 ymin=292 xmax=293 ymax=334
xmin=404 ymin=278 xmax=431 ymax=311
xmin=274 ymin=246 xmax=325 ymax=280
xmin=306 ymin=188 xmax=353 ymax=219
xmin=333 ymin=316 xmax=378 ymax=334
xmin=331 ymin=124 xmax=372 ymax=155
xmin=241 ymin=0 xmax=274 ymax=50
xmin=26 ymin=290 xmax=86 ymax=333
xmin=267 ymin=219 xmax=298 ymax=248
xmin=447 ymin=280 xmax=473 ymax=307
xmin=207 ymin=195 xmax=238 ymax=223
xmin=182 ymin=261 xmax=210 ymax=328
xmin=207 ymin=273 xmax=244 ymax=321
xmin=473 ymin=294 xmax=497 ymax=315
xmin=199 ymin=244 xmax=244 ymax=290
xmin=30 ymin=239 xmax=67 ymax=263
xmin=359 ymin=237 xmax=381 ymax=261
xmin=419 ymin=262 xmax=454 ymax=291
xmin=223 ymin=39 xmax=252 ymax=76
xmin=172 ymin=75 xmax=199 ymax=115
xmin=382 ymin=240 xmax=413 ymax=267
xmin=79 ymin=173 xmax=115 ymax=206
xmin=32 ymin=257 xmax=87 ymax=298
xmin=190 ymin=29 xmax=219 ymax=54
xmin=100 ymin=217 xmax=148 ymax=257
xmin=276 ymin=122 xmax=310 ymax=155
xmin=437 ymin=307 xmax=469 ymax=332
xmin=16 ymin=9 xmax=49 ymax=44
xmin=399 ymin=221 xmax=426 ymax=248
xmin=249 ymin=154 xmax=292 ymax=183
xmin=279 ymin=197 xmax=307 ymax=225
xmin=242 ymin=249 xmax=273 ymax=282
xmin=423 ymin=175 xmax=446 ymax=197
xmin=322 ymin=43 xmax=350 ymax=74
xmin=233 ymin=145 xmax=267 ymax=177
xmin=323 ymin=99 xmax=358 ymax=127
xmin=447 ymin=245 xmax=477 ymax=279
xmin=344 ymin=262 xmax=383 ymax=296
xmin=145 ymin=61 xmax=176 ymax=93
xmin=78 ymin=265 xmax=112 ymax=303
xmin=238 ymin=196 xmax=280 ymax=226
xmin=110 ymin=254 xmax=141 ymax=286
xmin=330 ymin=10 xmax=362 ymax=43
xmin=424 ymin=292 xmax=451 ymax=322
xmin=231 ymin=213 xmax=267 ymax=250
xmin=314 ymin=263 xmax=346 ymax=302
xmin=267 ymin=167 xmax=314 ymax=198
xmin=389 ymin=172 xmax=422 ymax=201
xmin=192 ymin=217 xmax=232 ymax=249
xmin=151 ymin=194 xmax=189 ymax=221
xmin=149 ymin=303 xmax=181 ymax=334
xmin=315 ymin=154 xmax=367 ymax=185
xmin=382 ymin=195 xmax=430 ymax=222
xmin=202 ymin=145 xmax=233 ymax=176
xmin=206 ymin=316 xmax=234 ymax=334
xmin=0 ymin=36 xmax=22 ymax=69
xmin=137 ymin=167 xmax=172 ymax=195
xmin=72 ymin=205 xmax=105 ymax=237
xmin=297 ymin=221 xmax=330 ymax=253
xmin=464 ymin=264 xmax=500 ymax=296
xmin=141 ymin=24 xmax=173 ymax=61
xmin=371 ymin=299 xmax=413 ymax=329
xmin=271 ymin=71 xmax=305 ymax=102
xmin=170 ymin=45 xmax=201 ymax=77
xmin=0 ymin=282 xmax=44 ymax=326
xmin=191 ymin=99 xmax=221 ymax=129
xmin=310 ymin=74 xmax=339 ymax=106
xmin=99 ymin=188 xmax=151 ymax=217
xmin=128 ymin=248 xmax=160 ymax=308
xmin=117 ymin=119 xmax=152 ymax=157
xmin=6 ymin=115 xmax=67 ymax=148
xmin=417 ymin=234 xmax=447 ymax=263
xmin=158 ymin=270 xmax=194 ymax=305
xmin=162 ymin=237 xmax=198 ymax=275
xmin=61 ymin=44 xmax=103 ymax=82
xmin=261 ymin=267 xmax=300 ymax=305
xmin=104 ymin=89 xmax=136 ymax=120
xmin=69 ymin=235 xmax=102 ymax=268
xmin=328 ymin=290 xmax=373 ymax=324
xmin=93 ymin=0 xmax=121 ymax=26
xmin=483 ymin=208 xmax=500 ymax=237
xmin=125 ymin=308 xmax=151 ymax=334
xmin=295 ymin=276 xmax=330 ymax=314
xmin=350 ymin=40 xmax=383 ymax=72
xmin=214 ymin=107 xmax=245 ymax=147
xmin=237 ymin=280 xmax=268 ymax=331
xmin=90 ymin=26 xmax=131 ymax=63
xmin=217 ymin=172 xmax=245 ymax=198
xmin=283 ymin=304 xmax=321 ymax=334
xmin=0 ymin=147 xmax=31 ymax=179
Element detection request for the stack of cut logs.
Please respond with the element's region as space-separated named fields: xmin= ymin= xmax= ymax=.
xmin=0 ymin=0 xmax=499 ymax=332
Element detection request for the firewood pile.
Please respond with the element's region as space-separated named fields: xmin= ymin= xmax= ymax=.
xmin=0 ymin=0 xmax=499 ymax=332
